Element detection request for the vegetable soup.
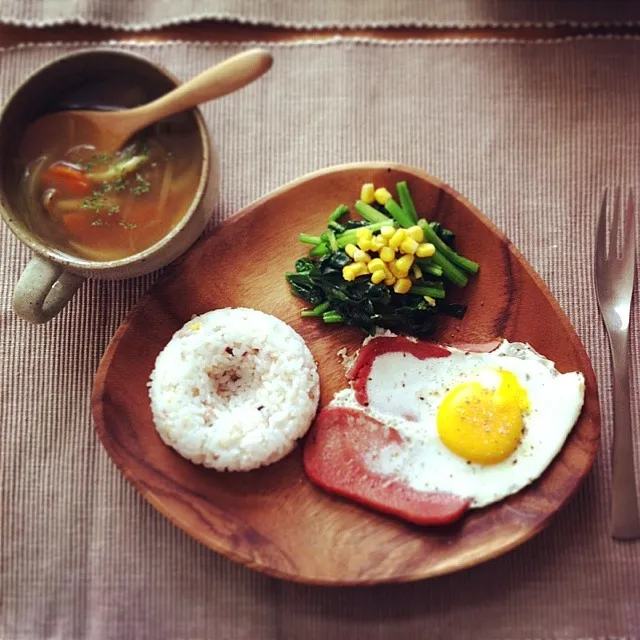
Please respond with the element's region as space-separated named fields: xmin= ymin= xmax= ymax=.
xmin=19 ymin=121 xmax=202 ymax=261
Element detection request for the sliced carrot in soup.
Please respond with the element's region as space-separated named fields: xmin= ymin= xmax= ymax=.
xmin=61 ymin=212 xmax=93 ymax=236
xmin=41 ymin=163 xmax=93 ymax=197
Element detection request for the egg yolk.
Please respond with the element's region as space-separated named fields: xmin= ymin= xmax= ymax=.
xmin=436 ymin=369 xmax=530 ymax=465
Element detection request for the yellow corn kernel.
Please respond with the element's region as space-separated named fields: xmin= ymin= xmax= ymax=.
xmin=396 ymin=254 xmax=414 ymax=272
xmin=380 ymin=225 xmax=395 ymax=239
xmin=407 ymin=225 xmax=424 ymax=243
xmin=342 ymin=263 xmax=368 ymax=281
xmin=416 ymin=242 xmax=436 ymax=258
xmin=389 ymin=229 xmax=407 ymax=250
xmin=374 ymin=187 xmax=392 ymax=205
xmin=342 ymin=264 xmax=356 ymax=281
xmin=355 ymin=227 xmax=373 ymax=241
xmin=345 ymin=243 xmax=358 ymax=258
xmin=389 ymin=261 xmax=408 ymax=279
xmin=369 ymin=235 xmax=385 ymax=252
xmin=380 ymin=246 xmax=396 ymax=262
xmin=353 ymin=249 xmax=371 ymax=263
xmin=400 ymin=237 xmax=419 ymax=255
xmin=357 ymin=237 xmax=372 ymax=251
xmin=424 ymin=295 xmax=436 ymax=306
xmin=412 ymin=264 xmax=423 ymax=279
xmin=371 ymin=270 xmax=386 ymax=285
xmin=394 ymin=278 xmax=412 ymax=294
xmin=382 ymin=265 xmax=396 ymax=286
xmin=360 ymin=183 xmax=375 ymax=204
xmin=368 ymin=258 xmax=386 ymax=273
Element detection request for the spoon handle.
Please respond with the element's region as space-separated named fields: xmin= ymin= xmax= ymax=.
xmin=130 ymin=48 xmax=272 ymax=127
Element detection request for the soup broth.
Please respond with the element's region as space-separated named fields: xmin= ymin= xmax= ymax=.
xmin=19 ymin=121 xmax=202 ymax=261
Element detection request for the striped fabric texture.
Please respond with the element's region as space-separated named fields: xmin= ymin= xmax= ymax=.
xmin=1 ymin=38 xmax=640 ymax=640
xmin=2 ymin=0 xmax=640 ymax=29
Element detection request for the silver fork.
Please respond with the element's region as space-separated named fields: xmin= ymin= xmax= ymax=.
xmin=594 ymin=187 xmax=640 ymax=540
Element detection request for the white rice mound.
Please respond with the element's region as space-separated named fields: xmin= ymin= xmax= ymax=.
xmin=148 ymin=308 xmax=320 ymax=471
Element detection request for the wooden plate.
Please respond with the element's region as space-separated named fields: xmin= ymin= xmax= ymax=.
xmin=92 ymin=163 xmax=600 ymax=585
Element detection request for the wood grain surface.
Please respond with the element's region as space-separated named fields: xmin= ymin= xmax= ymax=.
xmin=91 ymin=163 xmax=600 ymax=585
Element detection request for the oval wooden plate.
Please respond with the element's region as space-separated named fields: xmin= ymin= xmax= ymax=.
xmin=92 ymin=163 xmax=600 ymax=585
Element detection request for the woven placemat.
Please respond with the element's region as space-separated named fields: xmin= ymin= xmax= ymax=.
xmin=1 ymin=37 xmax=640 ymax=640
xmin=3 ymin=0 xmax=640 ymax=29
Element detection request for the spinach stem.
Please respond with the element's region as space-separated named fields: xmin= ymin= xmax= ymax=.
xmin=329 ymin=204 xmax=350 ymax=223
xmin=396 ymin=181 xmax=418 ymax=225
xmin=322 ymin=311 xmax=344 ymax=324
xmin=410 ymin=284 xmax=446 ymax=299
xmin=430 ymin=250 xmax=468 ymax=287
xmin=354 ymin=200 xmax=391 ymax=223
xmin=326 ymin=229 xmax=339 ymax=252
xmin=416 ymin=260 xmax=443 ymax=277
xmin=309 ymin=243 xmax=329 ymax=257
xmin=299 ymin=233 xmax=322 ymax=245
xmin=384 ymin=197 xmax=414 ymax=228
xmin=418 ymin=220 xmax=479 ymax=274
xmin=301 ymin=301 xmax=331 ymax=317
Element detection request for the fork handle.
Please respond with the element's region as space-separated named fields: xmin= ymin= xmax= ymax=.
xmin=610 ymin=330 xmax=640 ymax=539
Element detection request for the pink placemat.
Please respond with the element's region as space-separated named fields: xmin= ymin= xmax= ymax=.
xmin=1 ymin=37 xmax=640 ymax=640
xmin=2 ymin=1 xmax=640 ymax=29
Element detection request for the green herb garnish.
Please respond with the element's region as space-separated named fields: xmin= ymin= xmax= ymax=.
xmin=130 ymin=173 xmax=150 ymax=196
xmin=82 ymin=152 xmax=113 ymax=171
xmin=81 ymin=190 xmax=107 ymax=214
xmin=90 ymin=152 xmax=112 ymax=164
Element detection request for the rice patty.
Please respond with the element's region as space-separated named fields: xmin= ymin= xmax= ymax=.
xmin=148 ymin=308 xmax=320 ymax=471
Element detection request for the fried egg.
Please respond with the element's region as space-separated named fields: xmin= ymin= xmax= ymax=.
xmin=332 ymin=339 xmax=585 ymax=508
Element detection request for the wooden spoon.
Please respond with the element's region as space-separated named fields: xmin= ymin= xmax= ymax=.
xmin=20 ymin=48 xmax=273 ymax=159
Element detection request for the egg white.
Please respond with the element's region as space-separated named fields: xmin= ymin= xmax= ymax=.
xmin=332 ymin=341 xmax=585 ymax=508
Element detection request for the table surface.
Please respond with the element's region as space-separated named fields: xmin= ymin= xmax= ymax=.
xmin=2 ymin=16 xmax=639 ymax=640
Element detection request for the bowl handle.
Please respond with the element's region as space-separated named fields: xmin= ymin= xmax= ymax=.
xmin=13 ymin=253 xmax=85 ymax=324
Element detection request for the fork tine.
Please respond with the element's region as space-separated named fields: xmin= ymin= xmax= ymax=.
xmin=623 ymin=188 xmax=636 ymax=263
xmin=596 ymin=188 xmax=609 ymax=260
xmin=611 ymin=186 xmax=622 ymax=258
